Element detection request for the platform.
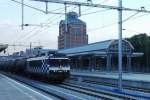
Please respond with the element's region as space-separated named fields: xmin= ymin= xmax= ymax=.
xmin=0 ymin=73 xmax=53 ymax=100
xmin=71 ymin=71 xmax=150 ymax=89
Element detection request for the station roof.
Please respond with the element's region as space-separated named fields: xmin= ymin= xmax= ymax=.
xmin=58 ymin=39 xmax=135 ymax=57
xmin=59 ymin=40 xmax=112 ymax=54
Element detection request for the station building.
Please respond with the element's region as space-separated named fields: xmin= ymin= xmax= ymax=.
xmin=58 ymin=39 xmax=143 ymax=72
xmin=58 ymin=12 xmax=88 ymax=49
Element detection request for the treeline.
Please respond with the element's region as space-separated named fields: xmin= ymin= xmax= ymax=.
xmin=127 ymin=34 xmax=150 ymax=72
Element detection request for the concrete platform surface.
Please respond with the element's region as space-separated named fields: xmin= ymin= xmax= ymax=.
xmin=71 ymin=71 xmax=150 ymax=82
xmin=0 ymin=73 xmax=53 ymax=100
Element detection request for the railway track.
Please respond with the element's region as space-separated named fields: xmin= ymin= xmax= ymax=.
xmin=61 ymin=82 xmax=137 ymax=100
xmin=59 ymin=83 xmax=136 ymax=100
xmin=81 ymin=79 xmax=150 ymax=93
xmin=71 ymin=78 xmax=150 ymax=93
xmin=64 ymin=78 xmax=150 ymax=100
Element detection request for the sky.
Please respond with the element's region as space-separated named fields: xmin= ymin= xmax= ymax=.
xmin=0 ymin=0 xmax=150 ymax=54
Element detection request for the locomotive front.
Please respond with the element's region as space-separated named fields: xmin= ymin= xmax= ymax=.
xmin=26 ymin=53 xmax=70 ymax=82
xmin=48 ymin=57 xmax=70 ymax=79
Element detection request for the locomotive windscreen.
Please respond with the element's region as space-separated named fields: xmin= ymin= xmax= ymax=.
xmin=48 ymin=59 xmax=69 ymax=67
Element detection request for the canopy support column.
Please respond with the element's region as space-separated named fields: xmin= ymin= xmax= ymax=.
xmin=127 ymin=54 xmax=132 ymax=73
xmin=106 ymin=54 xmax=112 ymax=71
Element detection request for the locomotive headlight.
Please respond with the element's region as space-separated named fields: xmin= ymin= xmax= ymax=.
xmin=60 ymin=65 xmax=62 ymax=70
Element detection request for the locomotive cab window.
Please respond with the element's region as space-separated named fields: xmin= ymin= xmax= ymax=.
xmin=48 ymin=59 xmax=69 ymax=67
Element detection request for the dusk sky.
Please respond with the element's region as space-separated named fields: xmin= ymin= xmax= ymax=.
xmin=0 ymin=0 xmax=150 ymax=54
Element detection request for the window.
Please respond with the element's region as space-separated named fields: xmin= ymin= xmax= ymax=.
xmin=72 ymin=27 xmax=81 ymax=34
xmin=48 ymin=59 xmax=69 ymax=67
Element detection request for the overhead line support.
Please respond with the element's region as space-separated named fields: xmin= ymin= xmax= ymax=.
xmin=12 ymin=0 xmax=64 ymax=14
xmin=118 ymin=0 xmax=123 ymax=90
xmin=21 ymin=0 xmax=24 ymax=30
xmin=78 ymin=4 xmax=81 ymax=17
xmin=32 ymin=0 xmax=150 ymax=14
xmin=64 ymin=3 xmax=68 ymax=32
xmin=45 ymin=1 xmax=48 ymax=14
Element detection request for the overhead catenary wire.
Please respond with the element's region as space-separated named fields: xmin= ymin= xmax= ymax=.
xmin=16 ymin=6 xmax=150 ymax=41
xmin=8 ymin=44 xmax=38 ymax=47
xmin=10 ymin=0 xmax=150 ymax=47
xmin=13 ymin=2 xmax=70 ymax=42
xmin=15 ymin=4 xmax=68 ymax=42
xmin=82 ymin=8 xmax=110 ymax=16
xmin=17 ymin=3 xmax=75 ymax=40
xmin=7 ymin=40 xmax=52 ymax=48
xmin=20 ymin=15 xmax=63 ymax=41
xmin=88 ymin=11 xmax=150 ymax=33
xmin=15 ymin=27 xmax=38 ymax=41
xmin=71 ymin=0 xmax=113 ymax=16
xmin=20 ymin=5 xmax=149 ymax=41
xmin=99 ymin=0 xmax=112 ymax=4
xmin=12 ymin=0 xmax=150 ymax=30
xmin=122 ymin=12 xmax=140 ymax=23
xmin=123 ymin=28 xmax=147 ymax=34
xmin=13 ymin=2 xmax=149 ymax=41
xmin=21 ymin=5 xmax=78 ymax=41
xmin=26 ymin=23 xmax=59 ymax=40
xmin=15 ymin=17 xmax=55 ymax=42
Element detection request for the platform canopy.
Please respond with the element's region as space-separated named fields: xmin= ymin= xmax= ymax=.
xmin=0 ymin=44 xmax=8 ymax=53
xmin=58 ymin=39 xmax=135 ymax=57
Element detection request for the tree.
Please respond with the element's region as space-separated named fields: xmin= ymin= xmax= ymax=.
xmin=127 ymin=34 xmax=150 ymax=72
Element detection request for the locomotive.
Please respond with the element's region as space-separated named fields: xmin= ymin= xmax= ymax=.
xmin=0 ymin=52 xmax=70 ymax=82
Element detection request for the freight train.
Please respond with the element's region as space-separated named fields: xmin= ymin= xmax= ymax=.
xmin=0 ymin=52 xmax=70 ymax=82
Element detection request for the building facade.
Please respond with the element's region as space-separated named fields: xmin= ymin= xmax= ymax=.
xmin=58 ymin=12 xmax=88 ymax=49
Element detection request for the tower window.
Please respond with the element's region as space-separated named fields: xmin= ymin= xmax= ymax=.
xmin=72 ymin=27 xmax=81 ymax=34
